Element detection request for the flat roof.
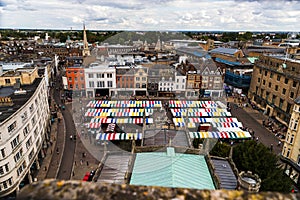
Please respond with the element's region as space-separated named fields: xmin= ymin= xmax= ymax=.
xmin=130 ymin=147 xmax=215 ymax=190
xmin=0 ymin=78 xmax=42 ymax=123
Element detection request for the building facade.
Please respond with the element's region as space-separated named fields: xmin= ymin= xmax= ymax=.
xmin=0 ymin=77 xmax=50 ymax=197
xmin=85 ymin=64 xmax=116 ymax=98
xmin=65 ymin=67 xmax=85 ymax=97
xmin=248 ymin=54 xmax=300 ymax=126
xmin=281 ymin=97 xmax=300 ymax=187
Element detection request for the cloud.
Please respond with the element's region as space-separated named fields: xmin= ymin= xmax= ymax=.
xmin=1 ymin=0 xmax=300 ymax=31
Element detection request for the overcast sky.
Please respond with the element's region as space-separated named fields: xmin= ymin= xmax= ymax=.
xmin=1 ymin=0 xmax=300 ymax=31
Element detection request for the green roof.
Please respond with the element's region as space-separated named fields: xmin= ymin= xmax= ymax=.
xmin=247 ymin=57 xmax=258 ymax=64
xmin=130 ymin=147 xmax=215 ymax=190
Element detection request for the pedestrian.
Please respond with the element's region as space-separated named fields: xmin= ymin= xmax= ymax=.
xmin=278 ymin=141 xmax=281 ymax=146
xmin=80 ymin=159 xmax=83 ymax=165
xmin=270 ymin=144 xmax=273 ymax=152
xmin=256 ymin=137 xmax=259 ymax=142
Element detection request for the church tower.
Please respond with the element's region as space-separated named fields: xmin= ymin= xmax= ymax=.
xmin=82 ymin=23 xmax=90 ymax=56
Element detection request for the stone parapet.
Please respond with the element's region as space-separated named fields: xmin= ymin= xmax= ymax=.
xmin=16 ymin=179 xmax=299 ymax=200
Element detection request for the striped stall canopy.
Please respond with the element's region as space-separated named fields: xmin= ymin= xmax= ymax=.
xmin=187 ymin=122 xmax=196 ymax=128
xmin=187 ymin=118 xmax=238 ymax=123
xmin=89 ymin=118 xmax=153 ymax=125
xmin=86 ymin=100 xmax=162 ymax=108
xmin=168 ymin=100 xmax=218 ymax=108
xmin=189 ymin=131 xmax=251 ymax=139
xmin=211 ymin=122 xmax=243 ymax=128
xmin=96 ymin=133 xmax=143 ymax=140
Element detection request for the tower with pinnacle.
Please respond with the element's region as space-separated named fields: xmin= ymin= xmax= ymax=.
xmin=82 ymin=23 xmax=90 ymax=57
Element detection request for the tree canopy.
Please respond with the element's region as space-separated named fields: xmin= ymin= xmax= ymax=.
xmin=232 ymin=140 xmax=293 ymax=192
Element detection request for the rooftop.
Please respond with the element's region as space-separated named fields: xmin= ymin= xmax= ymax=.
xmin=0 ymin=78 xmax=42 ymax=123
xmin=130 ymin=147 xmax=215 ymax=190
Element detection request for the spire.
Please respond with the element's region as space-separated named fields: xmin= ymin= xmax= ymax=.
xmin=82 ymin=22 xmax=90 ymax=56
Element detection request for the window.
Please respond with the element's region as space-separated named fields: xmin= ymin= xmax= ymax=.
xmin=287 ymin=148 xmax=291 ymax=157
xmin=88 ymin=74 xmax=94 ymax=78
xmin=294 ymin=120 xmax=299 ymax=130
xmin=142 ymin=77 xmax=146 ymax=81
xmin=31 ymin=116 xmax=36 ymax=125
xmin=21 ymin=111 xmax=28 ymax=122
xmin=263 ymin=80 xmax=266 ymax=85
xmin=268 ymin=82 xmax=271 ymax=88
xmin=7 ymin=121 xmax=17 ymax=133
xmin=69 ymin=84 xmax=73 ymax=89
xmin=11 ymin=135 xmax=20 ymax=150
xmin=1 ymin=149 xmax=5 ymax=158
xmin=17 ymin=161 xmax=26 ymax=176
xmin=34 ymin=128 xmax=38 ymax=137
xmin=285 ymin=78 xmax=289 ymax=84
xmin=0 ymin=164 xmax=8 ymax=175
xmin=28 ymin=149 xmax=34 ymax=161
xmin=29 ymin=104 xmax=34 ymax=112
xmin=270 ymin=73 xmax=273 ymax=78
xmin=74 ymin=77 xmax=78 ymax=81
xmin=282 ymin=88 xmax=286 ymax=95
xmin=5 ymin=79 xmax=11 ymax=84
xmin=290 ymin=134 xmax=295 ymax=144
xmin=26 ymin=137 xmax=32 ymax=149
xmin=23 ymin=124 xmax=30 ymax=137
xmin=293 ymin=81 xmax=297 ymax=87
xmin=81 ymin=84 xmax=85 ymax=89
xmin=290 ymin=92 xmax=294 ymax=99
xmin=14 ymin=148 xmax=23 ymax=163
xmin=136 ymin=77 xmax=140 ymax=81
xmin=107 ymin=73 xmax=112 ymax=78
xmin=107 ymin=81 xmax=113 ymax=87
xmin=287 ymin=103 xmax=292 ymax=113
xmin=97 ymin=73 xmax=104 ymax=78
xmin=279 ymin=98 xmax=284 ymax=108
xmin=89 ymin=81 xmax=94 ymax=88
xmin=259 ymin=69 xmax=262 ymax=74
xmin=277 ymin=75 xmax=281 ymax=81
xmin=97 ymin=81 xmax=104 ymax=87
xmin=266 ymin=91 xmax=270 ymax=101
xmin=272 ymin=95 xmax=276 ymax=103
xmin=258 ymin=78 xmax=261 ymax=83
xmin=297 ymin=155 xmax=300 ymax=166
xmin=68 ymin=77 xmax=72 ymax=81
xmin=275 ymin=85 xmax=278 ymax=91
xmin=264 ymin=71 xmax=268 ymax=76
xmin=136 ymin=83 xmax=140 ymax=88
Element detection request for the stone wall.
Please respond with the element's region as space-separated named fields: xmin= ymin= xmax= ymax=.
xmin=16 ymin=179 xmax=300 ymax=200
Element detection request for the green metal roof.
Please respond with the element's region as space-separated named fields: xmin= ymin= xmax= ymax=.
xmin=130 ymin=147 xmax=215 ymax=190
xmin=247 ymin=57 xmax=258 ymax=64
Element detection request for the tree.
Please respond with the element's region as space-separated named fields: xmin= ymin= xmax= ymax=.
xmin=232 ymin=140 xmax=293 ymax=192
xmin=209 ymin=141 xmax=231 ymax=158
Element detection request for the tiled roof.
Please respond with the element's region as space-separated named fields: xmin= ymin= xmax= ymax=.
xmin=130 ymin=147 xmax=215 ymax=190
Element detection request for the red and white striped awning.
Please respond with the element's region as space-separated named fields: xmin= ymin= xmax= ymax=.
xmin=96 ymin=133 xmax=143 ymax=140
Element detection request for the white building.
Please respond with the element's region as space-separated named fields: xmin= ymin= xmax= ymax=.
xmin=174 ymin=72 xmax=186 ymax=95
xmin=0 ymin=77 xmax=50 ymax=197
xmin=159 ymin=76 xmax=174 ymax=92
xmin=85 ymin=63 xmax=116 ymax=98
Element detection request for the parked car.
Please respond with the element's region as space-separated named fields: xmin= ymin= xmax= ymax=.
xmin=82 ymin=172 xmax=90 ymax=182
